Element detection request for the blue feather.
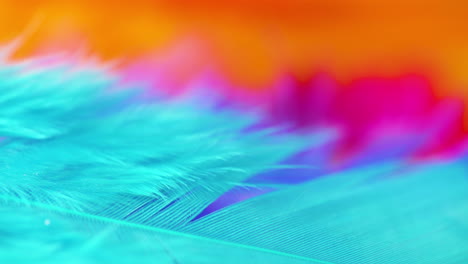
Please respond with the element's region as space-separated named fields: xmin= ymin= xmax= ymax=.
xmin=1 ymin=59 xmax=467 ymax=263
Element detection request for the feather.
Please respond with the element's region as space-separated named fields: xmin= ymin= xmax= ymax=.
xmin=1 ymin=58 xmax=468 ymax=264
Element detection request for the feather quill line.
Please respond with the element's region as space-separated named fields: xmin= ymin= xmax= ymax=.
xmin=0 ymin=194 xmax=334 ymax=264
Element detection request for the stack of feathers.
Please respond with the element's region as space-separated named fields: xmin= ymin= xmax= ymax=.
xmin=1 ymin=52 xmax=467 ymax=264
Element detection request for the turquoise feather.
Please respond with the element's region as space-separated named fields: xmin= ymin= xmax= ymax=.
xmin=0 ymin=59 xmax=467 ymax=263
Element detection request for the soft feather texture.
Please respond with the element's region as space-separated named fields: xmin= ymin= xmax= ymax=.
xmin=1 ymin=58 xmax=468 ymax=264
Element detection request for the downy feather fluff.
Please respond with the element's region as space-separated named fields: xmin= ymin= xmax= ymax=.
xmin=0 ymin=57 xmax=468 ymax=264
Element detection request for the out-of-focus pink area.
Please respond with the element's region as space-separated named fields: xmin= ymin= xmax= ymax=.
xmin=121 ymin=50 xmax=467 ymax=163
